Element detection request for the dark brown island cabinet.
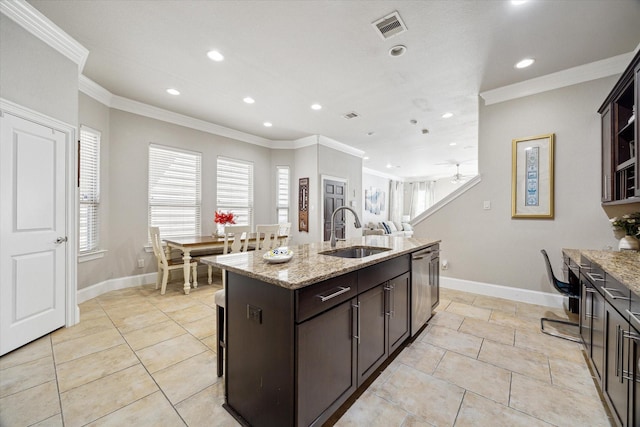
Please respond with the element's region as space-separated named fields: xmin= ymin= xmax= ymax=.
xmin=222 ymin=246 xmax=438 ymax=427
xmin=600 ymin=50 xmax=640 ymax=204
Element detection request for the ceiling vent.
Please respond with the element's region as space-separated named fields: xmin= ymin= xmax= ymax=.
xmin=343 ymin=111 xmax=360 ymax=119
xmin=372 ymin=11 xmax=407 ymax=40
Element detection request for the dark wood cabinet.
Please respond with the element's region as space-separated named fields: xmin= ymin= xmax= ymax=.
xmin=297 ymin=298 xmax=357 ymax=427
xmin=388 ymin=273 xmax=410 ymax=355
xmin=581 ymin=267 xmax=606 ymax=383
xmin=604 ymin=302 xmax=629 ymax=426
xmin=628 ymin=325 xmax=640 ymax=427
xmin=599 ymin=50 xmax=640 ymax=204
xmin=356 ymin=284 xmax=387 ymax=384
xmin=223 ymin=252 xmax=420 ymax=427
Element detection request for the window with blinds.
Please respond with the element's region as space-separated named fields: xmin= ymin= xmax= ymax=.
xmin=217 ymin=157 xmax=254 ymax=227
xmin=79 ymin=126 xmax=100 ymax=253
xmin=148 ymin=144 xmax=202 ymax=239
xmin=276 ymin=166 xmax=289 ymax=223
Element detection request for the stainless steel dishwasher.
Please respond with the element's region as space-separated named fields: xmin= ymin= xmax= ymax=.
xmin=411 ymin=245 xmax=440 ymax=337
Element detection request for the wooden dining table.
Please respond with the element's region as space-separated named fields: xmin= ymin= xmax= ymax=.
xmin=163 ymin=234 xmax=287 ymax=294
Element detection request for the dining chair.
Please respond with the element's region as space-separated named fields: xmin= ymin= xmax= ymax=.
xmin=256 ymin=224 xmax=280 ymax=250
xmin=278 ymin=222 xmax=291 ymax=245
xmin=216 ymin=225 xmax=251 ymax=377
xmin=540 ymin=249 xmax=581 ymax=342
xmin=149 ymin=226 xmax=198 ymax=295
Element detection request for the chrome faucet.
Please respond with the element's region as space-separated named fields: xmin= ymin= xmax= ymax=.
xmin=330 ymin=206 xmax=362 ymax=248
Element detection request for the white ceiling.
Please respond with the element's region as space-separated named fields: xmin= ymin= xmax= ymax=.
xmin=27 ymin=0 xmax=640 ymax=179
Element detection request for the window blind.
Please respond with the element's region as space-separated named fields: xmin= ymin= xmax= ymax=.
xmin=276 ymin=166 xmax=289 ymax=223
xmin=79 ymin=126 xmax=100 ymax=253
xmin=216 ymin=157 xmax=253 ymax=227
xmin=148 ymin=144 xmax=201 ymax=239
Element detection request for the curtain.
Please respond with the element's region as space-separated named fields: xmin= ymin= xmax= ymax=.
xmin=389 ymin=180 xmax=404 ymax=224
xmin=408 ymin=181 xmax=435 ymax=218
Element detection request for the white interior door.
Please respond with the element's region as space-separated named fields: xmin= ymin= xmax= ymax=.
xmin=0 ymin=111 xmax=68 ymax=355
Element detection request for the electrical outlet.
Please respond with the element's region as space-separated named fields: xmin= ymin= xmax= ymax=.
xmin=247 ymin=305 xmax=262 ymax=324
xmin=137 ymin=258 xmax=144 ymax=268
xmin=483 ymin=200 xmax=491 ymax=210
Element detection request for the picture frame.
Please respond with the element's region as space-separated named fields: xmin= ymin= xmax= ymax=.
xmin=298 ymin=177 xmax=309 ymax=232
xmin=511 ymin=133 xmax=554 ymax=219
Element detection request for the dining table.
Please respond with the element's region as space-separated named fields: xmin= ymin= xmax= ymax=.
xmin=163 ymin=234 xmax=287 ymax=294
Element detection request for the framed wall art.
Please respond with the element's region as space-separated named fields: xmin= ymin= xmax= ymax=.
xmin=511 ymin=133 xmax=555 ymax=219
xmin=298 ymin=177 xmax=309 ymax=232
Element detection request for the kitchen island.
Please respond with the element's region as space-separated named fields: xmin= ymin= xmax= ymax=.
xmin=201 ymin=236 xmax=440 ymax=427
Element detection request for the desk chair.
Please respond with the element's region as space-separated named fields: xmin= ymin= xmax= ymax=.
xmin=149 ymin=227 xmax=198 ymax=295
xmin=215 ymin=225 xmax=251 ymax=377
xmin=256 ymin=224 xmax=280 ymax=250
xmin=540 ymin=249 xmax=581 ymax=342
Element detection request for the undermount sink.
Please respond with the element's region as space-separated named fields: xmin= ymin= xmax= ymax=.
xmin=320 ymin=246 xmax=391 ymax=259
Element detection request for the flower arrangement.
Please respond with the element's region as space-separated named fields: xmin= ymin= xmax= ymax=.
xmin=214 ymin=210 xmax=235 ymax=225
xmin=610 ymin=212 xmax=640 ymax=237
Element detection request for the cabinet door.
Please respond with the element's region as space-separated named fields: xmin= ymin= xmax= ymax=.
xmin=580 ymin=275 xmax=594 ymax=353
xmin=388 ymin=273 xmax=410 ymax=355
xmin=629 ymin=328 xmax=640 ymax=427
xmin=602 ymin=103 xmax=613 ymax=202
xmin=604 ymin=304 xmax=629 ymax=426
xmin=357 ymin=284 xmax=387 ymax=385
xmin=297 ymin=298 xmax=357 ymax=427
xmin=593 ymin=288 xmax=606 ymax=383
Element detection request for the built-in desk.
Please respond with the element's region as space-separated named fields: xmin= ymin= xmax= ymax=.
xmin=562 ymin=248 xmax=640 ymax=427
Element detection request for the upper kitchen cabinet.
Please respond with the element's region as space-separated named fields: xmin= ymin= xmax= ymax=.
xmin=600 ymin=50 xmax=640 ymax=204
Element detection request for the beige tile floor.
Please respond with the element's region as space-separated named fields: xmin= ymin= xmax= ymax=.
xmin=0 ymin=279 xmax=613 ymax=426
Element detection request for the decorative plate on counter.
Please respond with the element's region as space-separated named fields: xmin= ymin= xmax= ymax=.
xmin=263 ymin=247 xmax=294 ymax=264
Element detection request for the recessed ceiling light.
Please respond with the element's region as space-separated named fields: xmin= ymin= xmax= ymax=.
xmin=511 ymin=0 xmax=527 ymax=5
xmin=386 ymin=163 xmax=393 ymax=168
xmin=449 ymin=142 xmax=457 ymax=146
xmin=442 ymin=112 xmax=453 ymax=119
xmin=389 ymin=45 xmax=407 ymax=57
xmin=243 ymin=97 xmax=255 ymax=104
xmin=263 ymin=122 xmax=272 ymax=127
xmin=311 ymin=103 xmax=322 ymax=110
xmin=207 ymin=50 xmax=224 ymax=62
xmin=363 ymin=156 xmax=370 ymax=160
xmin=166 ymin=88 xmax=180 ymax=96
xmin=515 ymin=58 xmax=535 ymax=69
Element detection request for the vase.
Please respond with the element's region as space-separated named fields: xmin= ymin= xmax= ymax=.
xmin=618 ymin=235 xmax=640 ymax=251
xmin=215 ymin=223 xmax=225 ymax=237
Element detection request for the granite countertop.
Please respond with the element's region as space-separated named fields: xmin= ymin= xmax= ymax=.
xmin=199 ymin=236 xmax=440 ymax=290
xmin=563 ymin=248 xmax=640 ymax=296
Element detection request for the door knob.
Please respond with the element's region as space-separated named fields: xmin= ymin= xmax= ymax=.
xmin=54 ymin=236 xmax=68 ymax=244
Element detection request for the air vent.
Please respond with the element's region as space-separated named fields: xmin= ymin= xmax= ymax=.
xmin=372 ymin=11 xmax=407 ymax=40
xmin=343 ymin=112 xmax=359 ymax=119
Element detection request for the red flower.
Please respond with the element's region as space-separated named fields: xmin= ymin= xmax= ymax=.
xmin=214 ymin=210 xmax=235 ymax=225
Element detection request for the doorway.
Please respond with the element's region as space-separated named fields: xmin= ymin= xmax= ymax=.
xmin=322 ymin=178 xmax=347 ymax=241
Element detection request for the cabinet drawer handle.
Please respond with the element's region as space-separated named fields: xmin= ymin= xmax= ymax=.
xmin=602 ymin=287 xmax=630 ymax=301
xmin=317 ymin=286 xmax=351 ymax=302
xmin=586 ymin=272 xmax=605 ymax=282
xmin=352 ymin=302 xmax=360 ymax=344
xmin=585 ymin=288 xmax=596 ymax=293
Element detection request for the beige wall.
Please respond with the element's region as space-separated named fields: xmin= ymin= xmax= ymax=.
xmin=0 ymin=15 xmax=78 ymax=125
xmin=413 ymin=76 xmax=640 ymax=295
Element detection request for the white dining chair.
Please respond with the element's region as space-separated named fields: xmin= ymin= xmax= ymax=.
xmin=215 ymin=224 xmax=251 ymax=377
xmin=256 ymin=224 xmax=281 ymax=250
xmin=149 ymin=226 xmax=198 ymax=295
xmin=278 ymin=222 xmax=291 ymax=245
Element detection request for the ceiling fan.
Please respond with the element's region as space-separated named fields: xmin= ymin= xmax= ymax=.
xmin=451 ymin=164 xmax=468 ymax=184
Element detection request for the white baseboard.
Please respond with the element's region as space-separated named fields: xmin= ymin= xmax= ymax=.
xmin=440 ymin=276 xmax=566 ymax=309
xmin=77 ymin=273 xmax=156 ymax=304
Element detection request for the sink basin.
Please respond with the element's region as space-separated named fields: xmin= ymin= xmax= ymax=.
xmin=320 ymin=246 xmax=391 ymax=259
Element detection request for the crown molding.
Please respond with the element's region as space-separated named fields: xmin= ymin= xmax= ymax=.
xmin=480 ymin=52 xmax=634 ymax=105
xmin=79 ymin=75 xmax=113 ymax=106
xmin=363 ymin=167 xmax=403 ymax=181
xmin=318 ymin=135 xmax=365 ymax=158
xmin=0 ymin=0 xmax=89 ymax=72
